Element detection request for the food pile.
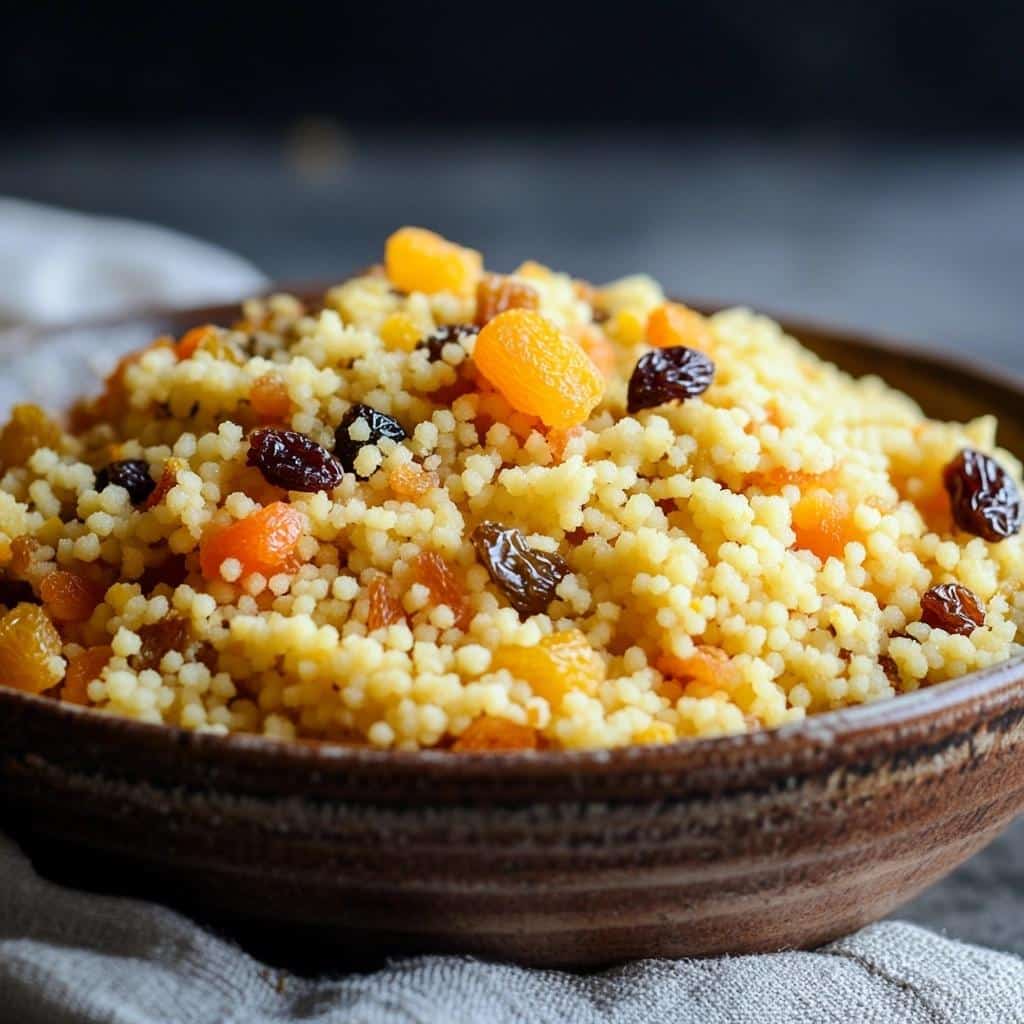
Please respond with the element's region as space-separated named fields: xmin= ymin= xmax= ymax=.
xmin=0 ymin=227 xmax=1022 ymax=750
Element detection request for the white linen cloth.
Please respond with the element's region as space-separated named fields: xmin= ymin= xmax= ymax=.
xmin=1 ymin=198 xmax=1022 ymax=1024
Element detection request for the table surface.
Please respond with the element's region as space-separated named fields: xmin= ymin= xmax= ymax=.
xmin=2 ymin=130 xmax=1023 ymax=957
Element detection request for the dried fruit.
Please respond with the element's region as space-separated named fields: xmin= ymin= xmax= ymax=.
xmin=413 ymin=551 xmax=471 ymax=629
xmin=657 ymin=645 xmax=741 ymax=695
xmin=95 ymin=459 xmax=156 ymax=506
xmin=646 ymin=302 xmax=715 ymax=351
xmin=943 ymin=448 xmax=1022 ymax=542
xmin=547 ymin=426 xmax=584 ymax=462
xmin=142 ymin=460 xmax=179 ymax=511
xmin=492 ymin=629 xmax=603 ymax=707
xmin=417 ymin=324 xmax=478 ymax=363
xmin=176 ymin=324 xmax=217 ymax=360
xmin=133 ymin=617 xmax=189 ymax=670
xmin=0 ymin=603 xmax=63 ymax=693
xmin=791 ymin=488 xmax=860 ymax=561
xmin=385 ymin=227 xmax=482 ymax=296
xmin=39 ymin=570 xmax=105 ymax=622
xmin=474 ymin=309 xmax=605 ymax=428
xmin=379 ymin=311 xmax=423 ymax=352
xmin=138 ymin=555 xmax=188 ymax=593
xmin=10 ymin=536 xmax=38 ymax=575
xmin=920 ymin=583 xmax=986 ymax=636
xmin=334 ymin=404 xmax=408 ymax=478
xmin=63 ymin=645 xmax=112 ymax=705
xmin=452 ymin=717 xmax=539 ymax=752
xmin=388 ymin=463 xmax=439 ymax=500
xmin=247 ymin=428 xmax=342 ymax=493
xmin=0 ymin=577 xmax=37 ymax=608
xmin=199 ymin=502 xmax=304 ymax=581
xmin=0 ymin=404 xmax=62 ymax=471
xmin=367 ymin=577 xmax=405 ymax=630
xmin=475 ymin=274 xmax=540 ymax=326
xmin=250 ymin=373 xmax=292 ymax=422
xmin=627 ymin=346 xmax=715 ymax=414
xmin=472 ymin=521 xmax=569 ymax=617
xmin=578 ymin=324 xmax=617 ymax=380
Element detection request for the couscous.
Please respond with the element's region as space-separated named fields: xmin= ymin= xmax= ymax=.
xmin=0 ymin=227 xmax=1022 ymax=751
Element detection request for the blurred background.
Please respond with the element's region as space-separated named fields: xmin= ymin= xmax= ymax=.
xmin=2 ymin=1 xmax=1023 ymax=360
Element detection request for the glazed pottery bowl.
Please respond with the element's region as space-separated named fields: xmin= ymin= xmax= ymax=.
xmin=2 ymin=294 xmax=1024 ymax=968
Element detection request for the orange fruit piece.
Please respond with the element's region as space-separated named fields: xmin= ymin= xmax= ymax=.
xmin=176 ymin=324 xmax=217 ymax=360
xmin=385 ymin=227 xmax=482 ymax=296
xmin=791 ymin=488 xmax=859 ymax=561
xmin=379 ymin=312 xmax=423 ymax=352
xmin=413 ymin=551 xmax=471 ymax=630
xmin=492 ymin=629 xmax=604 ymax=708
xmin=366 ymin=577 xmax=405 ymax=630
xmin=9 ymin=536 xmax=38 ymax=576
xmin=0 ymin=404 xmax=63 ymax=471
xmin=452 ymin=716 xmax=539 ymax=752
xmin=474 ymin=309 xmax=605 ymax=428
xmin=388 ymin=463 xmax=439 ymax=500
xmin=578 ymin=324 xmax=617 ymax=380
xmin=63 ymin=645 xmax=112 ymax=705
xmin=475 ymin=274 xmax=540 ymax=326
xmin=142 ymin=459 xmax=181 ymax=511
xmin=199 ymin=501 xmax=304 ymax=581
xmin=747 ymin=466 xmax=840 ymax=494
xmin=39 ymin=570 xmax=106 ymax=622
xmin=547 ymin=425 xmax=584 ymax=462
xmin=657 ymin=644 xmax=740 ymax=693
xmin=0 ymin=603 xmax=64 ymax=693
xmin=647 ymin=302 xmax=715 ymax=352
xmin=250 ymin=373 xmax=292 ymax=422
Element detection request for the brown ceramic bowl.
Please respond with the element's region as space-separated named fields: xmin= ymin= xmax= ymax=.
xmin=2 ymin=293 xmax=1024 ymax=968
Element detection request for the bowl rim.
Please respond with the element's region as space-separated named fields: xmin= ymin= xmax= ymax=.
xmin=4 ymin=288 xmax=1024 ymax=776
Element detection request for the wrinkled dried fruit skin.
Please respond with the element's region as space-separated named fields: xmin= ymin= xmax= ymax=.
xmin=388 ymin=463 xmax=439 ymax=500
xmin=367 ymin=577 xmax=405 ymax=630
xmin=627 ymin=346 xmax=715 ymax=414
xmin=334 ymin=404 xmax=408 ymax=478
xmin=39 ymin=570 xmax=105 ymax=622
xmin=471 ymin=521 xmax=569 ymax=618
xmin=0 ymin=603 xmax=63 ymax=693
xmin=247 ymin=428 xmax=343 ymax=493
xmin=63 ymin=645 xmax=112 ymax=705
xmin=452 ymin=717 xmax=539 ymax=752
xmin=920 ymin=583 xmax=986 ymax=635
xmin=492 ymin=629 xmax=603 ymax=707
xmin=249 ymin=373 xmax=292 ymax=421
xmin=95 ymin=460 xmax=156 ymax=506
xmin=133 ymin=617 xmax=190 ymax=670
xmin=475 ymin=274 xmax=540 ymax=326
xmin=385 ymin=227 xmax=483 ymax=296
xmin=417 ymin=324 xmax=478 ymax=363
xmin=943 ymin=448 xmax=1022 ymax=542
xmin=413 ymin=551 xmax=471 ymax=630
xmin=791 ymin=488 xmax=859 ymax=561
xmin=199 ymin=502 xmax=304 ymax=581
xmin=0 ymin=404 xmax=63 ymax=471
xmin=657 ymin=645 xmax=741 ymax=692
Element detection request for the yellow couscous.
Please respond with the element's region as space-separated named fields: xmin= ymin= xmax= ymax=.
xmin=0 ymin=227 xmax=1022 ymax=751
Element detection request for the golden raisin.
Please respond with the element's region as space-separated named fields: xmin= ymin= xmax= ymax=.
xmin=379 ymin=311 xmax=423 ymax=352
xmin=250 ymin=373 xmax=292 ymax=422
xmin=647 ymin=302 xmax=715 ymax=352
xmin=0 ymin=603 xmax=64 ymax=694
xmin=199 ymin=502 xmax=304 ymax=581
xmin=491 ymin=629 xmax=604 ymax=708
xmin=452 ymin=717 xmax=539 ymax=752
xmin=39 ymin=570 xmax=105 ymax=622
xmin=385 ymin=227 xmax=482 ymax=296
xmin=62 ymin=645 xmax=112 ymax=705
xmin=0 ymin=404 xmax=63 ymax=471
xmin=134 ymin=617 xmax=189 ymax=670
xmin=792 ymin=488 xmax=860 ymax=561
xmin=475 ymin=274 xmax=540 ymax=326
xmin=9 ymin=536 xmax=38 ymax=576
xmin=413 ymin=551 xmax=471 ymax=630
xmin=388 ymin=463 xmax=439 ymax=500
xmin=657 ymin=645 xmax=740 ymax=697
xmin=474 ymin=309 xmax=605 ymax=428
xmin=367 ymin=577 xmax=405 ymax=630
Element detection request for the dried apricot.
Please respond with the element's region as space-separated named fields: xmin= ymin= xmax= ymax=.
xmin=0 ymin=603 xmax=64 ymax=693
xmin=413 ymin=551 xmax=470 ymax=629
xmin=250 ymin=373 xmax=292 ymax=422
xmin=475 ymin=274 xmax=539 ymax=326
xmin=176 ymin=324 xmax=217 ymax=360
xmin=657 ymin=645 xmax=740 ymax=694
xmin=647 ymin=302 xmax=715 ymax=352
xmin=547 ymin=426 xmax=584 ymax=463
xmin=199 ymin=502 xmax=304 ymax=581
xmin=492 ymin=629 xmax=604 ymax=707
xmin=63 ymin=645 xmax=112 ymax=705
xmin=791 ymin=488 xmax=859 ymax=561
xmin=388 ymin=463 xmax=439 ymax=500
xmin=385 ymin=227 xmax=482 ymax=296
xmin=39 ymin=570 xmax=105 ymax=622
xmin=0 ymin=404 xmax=62 ymax=471
xmin=474 ymin=309 xmax=604 ymax=428
xmin=367 ymin=577 xmax=405 ymax=630
xmin=578 ymin=324 xmax=617 ymax=380
xmin=452 ymin=717 xmax=539 ymax=752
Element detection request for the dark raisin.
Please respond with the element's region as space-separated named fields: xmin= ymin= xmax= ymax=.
xmin=416 ymin=324 xmax=478 ymax=363
xmin=0 ymin=577 xmax=37 ymax=608
xmin=95 ymin=459 xmax=156 ymax=506
xmin=334 ymin=404 xmax=408 ymax=479
xmin=132 ymin=616 xmax=189 ymax=671
xmin=920 ymin=582 xmax=986 ymax=636
xmin=627 ymin=346 xmax=715 ymax=414
xmin=943 ymin=448 xmax=1022 ymax=542
xmin=247 ymin=428 xmax=342 ymax=493
xmin=879 ymin=654 xmax=900 ymax=683
xmin=138 ymin=555 xmax=188 ymax=593
xmin=471 ymin=521 xmax=569 ymax=618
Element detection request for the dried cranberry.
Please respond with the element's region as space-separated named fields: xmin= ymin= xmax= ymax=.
xmin=471 ymin=521 xmax=569 ymax=618
xmin=247 ymin=428 xmax=342 ymax=493
xmin=943 ymin=449 xmax=1022 ymax=542
xmin=920 ymin=583 xmax=986 ymax=636
xmin=416 ymin=324 xmax=478 ymax=363
xmin=334 ymin=404 xmax=408 ymax=478
xmin=627 ymin=346 xmax=715 ymax=414
xmin=95 ymin=459 xmax=156 ymax=506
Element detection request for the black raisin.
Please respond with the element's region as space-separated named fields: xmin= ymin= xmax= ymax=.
xmin=471 ymin=521 xmax=569 ymax=618
xmin=247 ymin=428 xmax=342 ymax=493
xmin=627 ymin=346 xmax=715 ymax=414
xmin=95 ymin=459 xmax=156 ymax=506
xmin=132 ymin=617 xmax=189 ymax=671
xmin=416 ymin=324 xmax=478 ymax=363
xmin=920 ymin=582 xmax=986 ymax=636
xmin=943 ymin=448 xmax=1022 ymax=542
xmin=334 ymin=405 xmax=408 ymax=479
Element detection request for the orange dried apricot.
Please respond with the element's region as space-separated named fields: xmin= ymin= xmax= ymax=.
xmin=176 ymin=324 xmax=217 ymax=360
xmin=250 ymin=373 xmax=292 ymax=422
xmin=791 ymin=488 xmax=860 ymax=561
xmin=39 ymin=570 xmax=105 ymax=622
xmin=657 ymin=645 xmax=740 ymax=693
xmin=63 ymin=645 xmax=112 ymax=705
xmin=413 ymin=551 xmax=471 ymax=629
xmin=578 ymin=324 xmax=617 ymax=380
xmin=0 ymin=603 xmax=64 ymax=693
xmin=388 ymin=463 xmax=439 ymax=500
xmin=367 ymin=577 xmax=405 ymax=630
xmin=475 ymin=274 xmax=540 ymax=326
xmin=9 ymin=536 xmax=38 ymax=576
xmin=492 ymin=629 xmax=604 ymax=708
xmin=452 ymin=716 xmax=539 ymax=752
xmin=385 ymin=227 xmax=482 ymax=296
xmin=199 ymin=501 xmax=304 ymax=581
xmin=547 ymin=426 xmax=584 ymax=462
xmin=647 ymin=302 xmax=715 ymax=352
xmin=0 ymin=404 xmax=63 ymax=471
xmin=474 ymin=309 xmax=605 ymax=428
